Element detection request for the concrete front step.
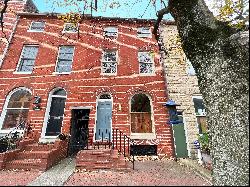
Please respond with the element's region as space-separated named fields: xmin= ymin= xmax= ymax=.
xmin=5 ymin=158 xmax=47 ymax=171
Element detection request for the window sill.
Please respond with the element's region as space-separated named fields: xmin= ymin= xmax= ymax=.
xmin=13 ymin=72 xmax=32 ymax=75
xmin=62 ymin=31 xmax=78 ymax=34
xmin=52 ymin=72 xmax=71 ymax=75
xmin=27 ymin=30 xmax=44 ymax=32
xmin=39 ymin=136 xmax=58 ymax=143
xmin=100 ymin=73 xmax=117 ymax=76
xmin=130 ymin=133 xmax=156 ymax=140
xmin=139 ymin=73 xmax=156 ymax=76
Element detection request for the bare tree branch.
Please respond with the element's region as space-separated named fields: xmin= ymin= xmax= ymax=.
xmin=153 ymin=7 xmax=169 ymax=40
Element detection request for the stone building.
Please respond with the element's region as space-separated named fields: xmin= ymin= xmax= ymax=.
xmin=160 ymin=23 xmax=207 ymax=160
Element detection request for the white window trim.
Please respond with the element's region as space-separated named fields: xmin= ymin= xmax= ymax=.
xmin=40 ymin=88 xmax=67 ymax=142
xmin=27 ymin=21 xmax=45 ymax=32
xmin=138 ymin=51 xmax=155 ymax=76
xmin=103 ymin=26 xmax=118 ymax=38
xmin=54 ymin=46 xmax=75 ymax=74
xmin=15 ymin=45 xmax=39 ymax=74
xmin=129 ymin=93 xmax=156 ymax=139
xmin=101 ymin=50 xmax=118 ymax=76
xmin=137 ymin=27 xmax=152 ymax=38
xmin=93 ymin=93 xmax=113 ymax=142
xmin=0 ymin=87 xmax=32 ymax=130
xmin=62 ymin=23 xmax=79 ymax=33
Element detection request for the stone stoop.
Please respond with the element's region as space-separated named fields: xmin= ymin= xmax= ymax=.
xmin=1 ymin=139 xmax=68 ymax=171
xmin=75 ymin=149 xmax=130 ymax=171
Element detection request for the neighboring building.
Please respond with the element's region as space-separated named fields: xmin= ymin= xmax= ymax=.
xmin=160 ymin=23 xmax=208 ymax=160
xmin=0 ymin=13 xmax=175 ymax=160
xmin=0 ymin=0 xmax=38 ymax=66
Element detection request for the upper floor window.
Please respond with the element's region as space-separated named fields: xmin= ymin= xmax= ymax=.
xmin=138 ymin=51 xmax=154 ymax=74
xmin=137 ymin=27 xmax=151 ymax=38
xmin=104 ymin=27 xmax=118 ymax=38
xmin=186 ymin=58 xmax=196 ymax=75
xmin=63 ymin=23 xmax=78 ymax=33
xmin=101 ymin=50 xmax=118 ymax=75
xmin=55 ymin=46 xmax=75 ymax=74
xmin=16 ymin=45 xmax=39 ymax=73
xmin=28 ymin=21 xmax=45 ymax=32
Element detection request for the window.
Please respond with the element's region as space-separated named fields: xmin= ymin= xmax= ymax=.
xmin=29 ymin=21 xmax=45 ymax=32
xmin=104 ymin=27 xmax=118 ymax=38
xmin=1 ymin=89 xmax=31 ymax=129
xmin=130 ymin=94 xmax=152 ymax=133
xmin=193 ymin=97 xmax=208 ymax=134
xmin=16 ymin=45 xmax=39 ymax=73
xmin=138 ymin=51 xmax=154 ymax=74
xmin=137 ymin=27 xmax=151 ymax=38
xmin=186 ymin=58 xmax=196 ymax=75
xmin=63 ymin=23 xmax=78 ymax=33
xmin=55 ymin=46 xmax=75 ymax=73
xmin=101 ymin=50 xmax=117 ymax=74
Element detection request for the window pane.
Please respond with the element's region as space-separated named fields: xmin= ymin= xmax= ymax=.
xmin=102 ymin=62 xmax=117 ymax=74
xmin=17 ymin=46 xmax=38 ymax=72
xmin=22 ymin=46 xmax=39 ymax=59
xmin=193 ymin=98 xmax=206 ymax=115
xmin=7 ymin=90 xmax=31 ymax=108
xmin=131 ymin=94 xmax=151 ymax=112
xmin=2 ymin=109 xmax=29 ymax=129
xmin=59 ymin=53 xmax=74 ymax=61
xmin=131 ymin=113 xmax=152 ymax=133
xmin=103 ymin=51 xmax=117 ymax=62
xmin=30 ymin=22 xmax=45 ymax=31
xmin=56 ymin=64 xmax=72 ymax=73
xmin=104 ymin=27 xmax=118 ymax=37
xmin=138 ymin=52 xmax=152 ymax=63
xmin=64 ymin=23 xmax=78 ymax=32
xmin=140 ymin=63 xmax=153 ymax=74
xmin=53 ymin=89 xmax=66 ymax=96
xmin=60 ymin=46 xmax=74 ymax=54
xmin=137 ymin=27 xmax=151 ymax=37
xmin=99 ymin=94 xmax=111 ymax=99
xmin=56 ymin=46 xmax=74 ymax=73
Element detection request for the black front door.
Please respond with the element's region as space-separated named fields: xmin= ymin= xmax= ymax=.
xmin=68 ymin=109 xmax=90 ymax=156
xmin=45 ymin=97 xmax=66 ymax=136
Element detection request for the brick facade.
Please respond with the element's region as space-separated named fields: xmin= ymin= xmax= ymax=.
xmin=0 ymin=14 xmax=175 ymax=158
xmin=0 ymin=0 xmax=38 ymax=66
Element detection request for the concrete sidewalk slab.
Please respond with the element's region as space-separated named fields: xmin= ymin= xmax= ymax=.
xmin=27 ymin=157 xmax=75 ymax=186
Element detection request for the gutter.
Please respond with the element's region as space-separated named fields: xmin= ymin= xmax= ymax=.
xmin=0 ymin=15 xmax=20 ymax=68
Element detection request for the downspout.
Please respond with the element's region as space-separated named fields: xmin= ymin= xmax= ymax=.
xmin=0 ymin=15 xmax=20 ymax=68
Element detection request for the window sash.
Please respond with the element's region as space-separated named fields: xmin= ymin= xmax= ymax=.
xmin=17 ymin=46 xmax=38 ymax=72
xmin=137 ymin=27 xmax=151 ymax=37
xmin=101 ymin=62 xmax=117 ymax=74
xmin=130 ymin=112 xmax=152 ymax=133
xmin=63 ymin=23 xmax=78 ymax=32
xmin=2 ymin=109 xmax=29 ymax=129
xmin=56 ymin=46 xmax=74 ymax=73
xmin=102 ymin=51 xmax=117 ymax=62
xmin=139 ymin=63 xmax=154 ymax=74
xmin=104 ymin=27 xmax=118 ymax=37
xmin=30 ymin=22 xmax=45 ymax=31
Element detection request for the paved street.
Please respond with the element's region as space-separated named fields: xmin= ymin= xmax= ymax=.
xmin=0 ymin=158 xmax=212 ymax=186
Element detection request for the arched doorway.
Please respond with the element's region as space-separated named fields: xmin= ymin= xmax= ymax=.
xmin=95 ymin=93 xmax=112 ymax=141
xmin=42 ymin=88 xmax=67 ymax=138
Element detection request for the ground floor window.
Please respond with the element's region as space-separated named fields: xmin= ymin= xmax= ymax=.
xmin=2 ymin=89 xmax=31 ymax=129
xmin=130 ymin=93 xmax=152 ymax=133
xmin=193 ymin=97 xmax=208 ymax=134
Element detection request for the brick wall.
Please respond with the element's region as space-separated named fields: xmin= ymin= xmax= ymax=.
xmin=0 ymin=0 xmax=37 ymax=65
xmin=160 ymin=23 xmax=202 ymax=159
xmin=0 ymin=15 xmax=174 ymax=158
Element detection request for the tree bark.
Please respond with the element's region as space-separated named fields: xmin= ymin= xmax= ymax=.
xmin=168 ymin=0 xmax=249 ymax=185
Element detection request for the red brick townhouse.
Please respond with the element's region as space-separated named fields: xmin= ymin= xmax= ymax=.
xmin=0 ymin=12 xmax=175 ymax=163
xmin=0 ymin=0 xmax=38 ymax=65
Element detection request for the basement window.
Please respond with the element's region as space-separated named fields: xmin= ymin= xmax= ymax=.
xmin=137 ymin=27 xmax=151 ymax=38
xmin=104 ymin=27 xmax=118 ymax=38
xmin=28 ymin=21 xmax=45 ymax=32
xmin=55 ymin=46 xmax=75 ymax=74
xmin=101 ymin=50 xmax=118 ymax=75
xmin=138 ymin=51 xmax=154 ymax=74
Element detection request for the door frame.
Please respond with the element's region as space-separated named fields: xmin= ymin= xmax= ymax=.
xmin=40 ymin=88 xmax=67 ymax=143
xmin=94 ymin=93 xmax=113 ymax=141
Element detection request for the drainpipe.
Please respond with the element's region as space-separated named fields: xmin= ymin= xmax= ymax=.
xmin=0 ymin=15 xmax=20 ymax=68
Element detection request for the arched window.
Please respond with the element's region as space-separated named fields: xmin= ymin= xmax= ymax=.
xmin=1 ymin=89 xmax=32 ymax=129
xmin=130 ymin=94 xmax=152 ymax=133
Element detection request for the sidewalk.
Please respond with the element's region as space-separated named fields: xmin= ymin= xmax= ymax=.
xmin=178 ymin=158 xmax=212 ymax=184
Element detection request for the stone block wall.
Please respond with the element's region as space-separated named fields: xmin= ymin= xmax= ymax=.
xmin=160 ymin=23 xmax=202 ymax=159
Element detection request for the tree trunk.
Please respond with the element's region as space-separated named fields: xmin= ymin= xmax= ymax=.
xmin=168 ymin=0 xmax=249 ymax=185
